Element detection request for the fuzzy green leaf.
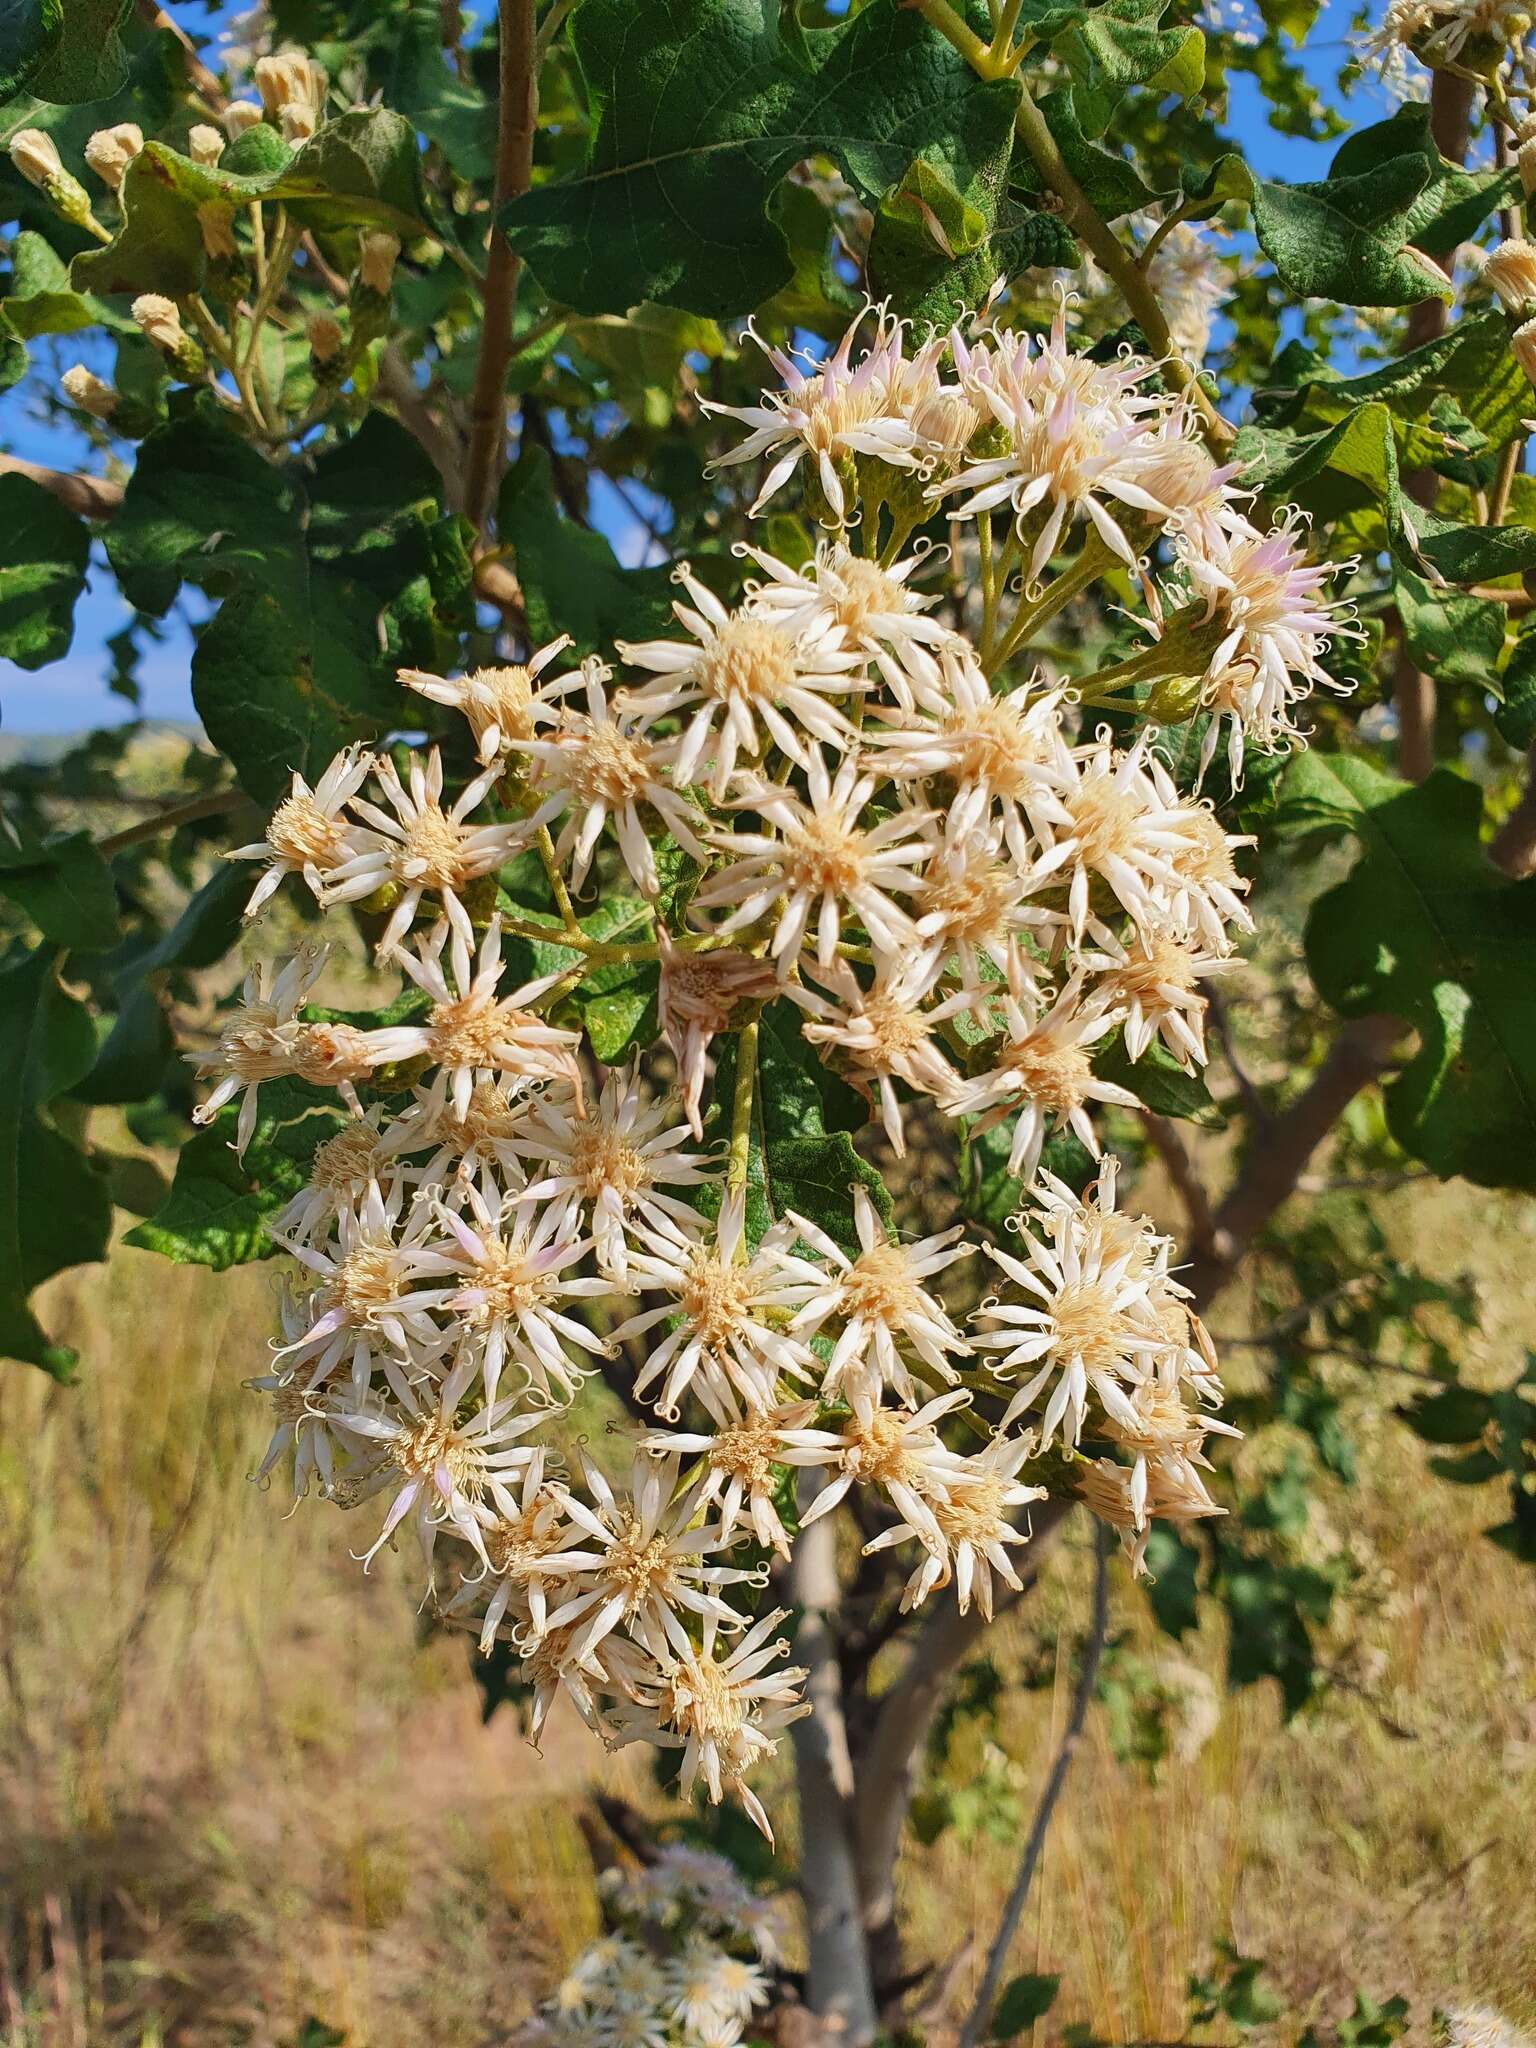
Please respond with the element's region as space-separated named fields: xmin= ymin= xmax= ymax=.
xmin=502 ymin=0 xmax=1022 ymax=317
xmin=0 ymin=0 xmax=61 ymax=100
xmin=0 ymin=471 xmax=89 ymax=671
xmin=1094 ymin=1029 xmax=1225 ymax=1127
xmin=0 ymin=830 xmax=121 ymax=951
xmin=1289 ymin=754 xmax=1536 ymax=1190
xmin=125 ymin=1078 xmax=346 ymax=1271
xmin=0 ymin=945 xmax=111 ymax=1377
xmin=498 ymin=445 xmax=675 ymax=659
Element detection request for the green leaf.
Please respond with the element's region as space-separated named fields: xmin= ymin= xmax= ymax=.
xmin=867 ymin=86 xmax=1021 ymax=323
xmin=1391 ymin=562 xmax=1506 ymax=695
xmin=76 ymin=864 xmax=248 ymax=1105
xmin=579 ymin=958 xmax=661 ymax=1064
xmin=502 ymin=0 xmax=1023 ymax=317
xmin=1250 ymin=151 xmax=1452 ymax=309
xmin=126 ymin=1077 xmax=346 ymax=1270
xmin=106 ymin=411 xmax=304 ymax=615
xmin=0 ymin=471 xmax=90 ymax=671
xmin=1328 ymin=104 xmax=1519 ymax=259
xmin=1012 ymin=88 xmax=1159 ymax=221
xmin=1094 ymin=1029 xmax=1224 ymax=1127
xmin=1058 ymin=0 xmax=1205 ymax=135
xmin=708 ymin=1000 xmax=893 ymax=1257
xmin=0 ymin=945 xmax=111 ymax=1378
xmin=389 ymin=0 xmax=496 ymax=180
xmin=992 ymin=1974 xmax=1062 ymax=2039
xmin=1288 ymin=755 xmax=1536 ymax=1189
xmin=25 ymin=0 xmax=129 ymax=104
xmin=497 ymin=445 xmax=675 ymax=659
xmin=1 ymin=228 xmax=118 ymax=339
xmin=0 ymin=0 xmax=62 ymax=102
xmin=1495 ymin=624 xmax=1536 ymax=752
xmin=1233 ymin=401 xmax=1402 ymax=546
xmin=191 ymin=567 xmax=399 ymax=807
xmin=72 ymin=112 xmax=432 ymax=301
xmin=1141 ymin=1525 xmax=1201 ymax=1637
xmin=0 ymin=829 xmax=121 ymax=950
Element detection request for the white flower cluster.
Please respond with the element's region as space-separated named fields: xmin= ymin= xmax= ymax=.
xmin=528 ymin=1843 xmax=783 ymax=2048
xmin=193 ymin=301 xmax=1345 ymax=1832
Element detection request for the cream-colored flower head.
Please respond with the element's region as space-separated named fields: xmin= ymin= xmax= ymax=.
xmin=358 ymin=229 xmax=400 ymax=293
xmin=1486 ymin=237 xmax=1536 ymax=318
xmin=1513 ymin=316 xmax=1536 ymax=390
xmin=8 ymin=128 xmax=63 ymax=188
xmin=187 ymin=123 xmax=225 ymax=167
xmin=222 ymin=100 xmax=263 ymax=139
xmin=306 ymin=311 xmax=344 ymax=363
xmin=131 ymin=292 xmax=185 ymax=352
xmin=255 ymin=50 xmax=326 ymax=138
xmin=61 ymin=364 xmax=117 ymax=420
xmin=83 ymin=122 xmax=143 ymax=190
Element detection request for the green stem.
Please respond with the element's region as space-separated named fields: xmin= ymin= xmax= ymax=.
xmin=1007 ymin=83 xmax=1233 ymax=450
xmin=917 ymin=0 xmax=1236 ymax=455
xmin=988 ymin=533 xmax=1113 ymax=675
xmin=536 ymin=823 xmax=581 ymax=934
xmin=726 ymin=1015 xmax=760 ymax=1204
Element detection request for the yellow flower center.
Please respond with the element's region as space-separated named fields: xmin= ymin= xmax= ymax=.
xmin=1001 ymin=1031 xmax=1092 ymax=1116
xmin=603 ymin=1514 xmax=678 ymax=1614
xmin=325 ymin=1238 xmax=400 ymax=1324
xmin=396 ymin=802 xmax=470 ymax=889
xmin=697 ymin=617 xmax=799 ymax=706
xmin=1048 ymin=1279 xmax=1134 ymax=1371
xmin=558 ymin=718 xmax=651 ymax=808
xmin=459 ymin=1233 xmax=553 ymax=1324
xmin=310 ymin=1119 xmax=385 ymax=1189
xmin=568 ymin=1118 xmax=648 ymax=1199
xmin=680 ymin=1251 xmax=756 ymax=1355
xmin=268 ymin=791 xmax=347 ymax=868
xmin=1065 ymin=770 xmax=1148 ymax=866
xmin=839 ymin=1240 xmax=922 ymax=1327
xmin=463 ymin=664 xmax=535 ymax=746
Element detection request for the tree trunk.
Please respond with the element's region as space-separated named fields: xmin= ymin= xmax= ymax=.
xmin=788 ymin=1507 xmax=879 ymax=2042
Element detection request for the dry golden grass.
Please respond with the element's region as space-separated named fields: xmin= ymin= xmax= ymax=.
xmin=2 ymin=1169 xmax=1533 ymax=2045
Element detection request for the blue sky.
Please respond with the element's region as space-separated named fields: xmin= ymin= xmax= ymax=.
xmin=0 ymin=0 xmax=1395 ymax=740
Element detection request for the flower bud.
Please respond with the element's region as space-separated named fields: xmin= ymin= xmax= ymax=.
xmin=279 ymin=102 xmax=318 ymax=144
xmin=9 ymin=127 xmax=100 ymax=234
xmin=1519 ymin=138 xmax=1536 ymax=201
xmin=83 ymin=122 xmax=143 ymax=191
xmin=307 ymin=310 xmax=344 ymax=365
xmin=132 ymin=292 xmax=205 ymax=378
xmin=8 ymin=127 xmax=63 ymax=188
xmin=357 ymin=229 xmax=399 ymax=295
xmin=222 ymin=100 xmax=263 ymax=140
xmin=1486 ymin=237 xmax=1536 ymax=317
xmin=255 ymin=51 xmax=326 ymax=137
xmin=1512 ymin=316 xmax=1536 ymax=391
xmin=61 ymin=364 xmax=117 ymax=420
xmin=187 ymin=123 xmax=225 ymax=167
xmin=197 ymin=201 xmax=237 ymax=261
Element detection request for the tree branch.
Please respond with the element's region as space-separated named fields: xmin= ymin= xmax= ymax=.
xmin=95 ymin=789 xmax=246 ymax=854
xmin=1490 ymin=742 xmax=1536 ymax=878
xmin=956 ymin=1525 xmax=1110 ymax=2048
xmin=463 ymin=0 xmax=538 ymax=531
xmin=852 ymin=1499 xmax=1073 ymax=2004
xmin=788 ymin=1503 xmax=879 ymax=2045
xmin=1138 ymin=1109 xmax=1219 ymax=1257
xmin=0 ymin=454 xmax=123 ymax=520
xmin=1181 ymin=1012 xmax=1404 ymax=1311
